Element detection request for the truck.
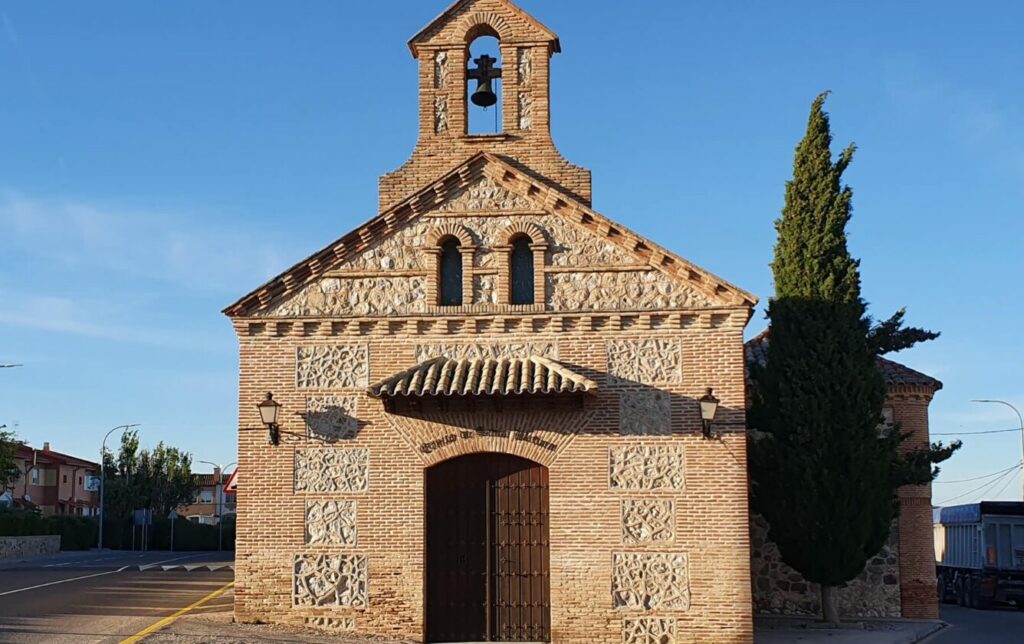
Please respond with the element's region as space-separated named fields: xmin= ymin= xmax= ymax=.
xmin=935 ymin=501 xmax=1024 ymax=609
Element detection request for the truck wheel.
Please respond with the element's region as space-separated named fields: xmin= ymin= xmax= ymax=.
xmin=938 ymin=573 xmax=952 ymax=604
xmin=969 ymin=577 xmax=991 ymax=610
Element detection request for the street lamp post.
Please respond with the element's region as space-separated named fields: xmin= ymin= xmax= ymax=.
xmin=972 ymin=399 xmax=1024 ymax=501
xmin=199 ymin=460 xmax=236 ymax=551
xmin=98 ymin=424 xmax=139 ymax=551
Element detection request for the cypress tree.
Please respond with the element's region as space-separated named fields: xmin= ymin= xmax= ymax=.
xmin=750 ymin=92 xmax=894 ymax=625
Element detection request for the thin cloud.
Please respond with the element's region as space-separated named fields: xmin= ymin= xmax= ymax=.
xmin=0 ymin=293 xmax=222 ymax=351
xmin=0 ymin=191 xmax=292 ymax=295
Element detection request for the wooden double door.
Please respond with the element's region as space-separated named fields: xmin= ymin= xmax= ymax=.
xmin=425 ymin=453 xmax=551 ymax=643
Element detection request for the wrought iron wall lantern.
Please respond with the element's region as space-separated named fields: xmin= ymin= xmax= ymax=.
xmin=699 ymin=387 xmax=720 ymax=440
xmin=257 ymin=392 xmax=281 ymax=445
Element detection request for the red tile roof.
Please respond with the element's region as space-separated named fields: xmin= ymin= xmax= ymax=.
xmin=745 ymin=329 xmax=942 ymax=390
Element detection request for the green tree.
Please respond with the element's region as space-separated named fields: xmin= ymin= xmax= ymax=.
xmin=0 ymin=427 xmax=21 ymax=495
xmin=748 ymin=92 xmax=958 ymax=625
xmin=102 ymin=431 xmax=196 ymax=521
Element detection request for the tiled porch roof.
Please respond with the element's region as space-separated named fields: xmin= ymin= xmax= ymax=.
xmin=367 ymin=356 xmax=598 ymax=399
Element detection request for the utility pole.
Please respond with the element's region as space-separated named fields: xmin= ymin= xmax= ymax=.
xmin=972 ymin=399 xmax=1024 ymax=501
xmin=98 ymin=424 xmax=139 ymax=550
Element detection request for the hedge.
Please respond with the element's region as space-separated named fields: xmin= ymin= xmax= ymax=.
xmin=0 ymin=509 xmax=235 ymax=551
xmin=0 ymin=509 xmax=98 ymax=550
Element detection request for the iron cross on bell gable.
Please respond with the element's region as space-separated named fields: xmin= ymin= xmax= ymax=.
xmin=468 ymin=54 xmax=502 ymax=108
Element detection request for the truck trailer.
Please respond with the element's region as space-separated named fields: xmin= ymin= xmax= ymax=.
xmin=935 ymin=501 xmax=1024 ymax=608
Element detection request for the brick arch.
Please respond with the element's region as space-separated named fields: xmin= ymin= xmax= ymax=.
xmin=429 ymin=223 xmax=474 ymax=248
xmin=382 ymin=410 xmax=595 ymax=469
xmin=420 ymin=439 xmax=559 ymax=468
xmin=459 ymin=12 xmax=512 ymax=43
xmin=502 ymin=221 xmax=547 ymax=245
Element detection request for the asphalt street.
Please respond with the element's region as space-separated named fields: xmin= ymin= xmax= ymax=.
xmin=926 ymin=603 xmax=1024 ymax=643
xmin=0 ymin=550 xmax=234 ymax=644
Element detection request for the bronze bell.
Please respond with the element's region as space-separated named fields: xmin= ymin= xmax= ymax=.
xmin=468 ymin=54 xmax=501 ymax=109
xmin=471 ymin=78 xmax=498 ymax=108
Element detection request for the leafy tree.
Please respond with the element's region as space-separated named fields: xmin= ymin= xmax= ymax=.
xmin=749 ymin=92 xmax=958 ymax=625
xmin=102 ymin=430 xmax=196 ymax=520
xmin=0 ymin=428 xmax=21 ymax=495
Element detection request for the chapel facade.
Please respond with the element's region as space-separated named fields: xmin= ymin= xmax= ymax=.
xmin=225 ymin=1 xmax=939 ymax=642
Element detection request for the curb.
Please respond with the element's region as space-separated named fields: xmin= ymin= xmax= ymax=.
xmin=135 ymin=563 xmax=235 ymax=572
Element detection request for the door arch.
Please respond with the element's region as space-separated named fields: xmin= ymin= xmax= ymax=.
xmin=425 ymin=452 xmax=551 ymax=642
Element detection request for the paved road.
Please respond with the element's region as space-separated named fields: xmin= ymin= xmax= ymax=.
xmin=926 ymin=603 xmax=1024 ymax=643
xmin=0 ymin=551 xmax=233 ymax=643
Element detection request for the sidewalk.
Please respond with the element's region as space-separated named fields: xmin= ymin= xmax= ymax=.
xmin=756 ymin=616 xmax=946 ymax=644
xmin=142 ymin=587 xmax=414 ymax=643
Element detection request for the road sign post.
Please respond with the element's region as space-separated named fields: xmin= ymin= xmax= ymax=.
xmin=168 ymin=511 xmax=178 ymax=551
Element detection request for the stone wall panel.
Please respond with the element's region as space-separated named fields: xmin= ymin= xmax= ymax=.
xmin=612 ymin=552 xmax=690 ymax=611
xmin=293 ymin=554 xmax=368 ymax=608
xmin=305 ymin=500 xmax=358 ymax=546
xmin=609 ymin=445 xmax=686 ymax=491
xmin=296 ymin=345 xmax=369 ymax=389
xmin=295 ymin=448 xmax=369 ymax=493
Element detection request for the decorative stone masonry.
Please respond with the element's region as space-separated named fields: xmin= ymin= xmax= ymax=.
xmin=434 ymin=50 xmax=449 ymax=89
xmin=750 ymin=513 xmax=901 ymax=618
xmin=622 ymin=499 xmax=675 ymax=544
xmin=607 ymin=339 xmax=683 ymax=384
xmin=518 ymin=92 xmax=533 ymax=130
xmin=305 ymin=616 xmax=356 ymax=631
xmin=269 ymin=277 xmax=428 ymax=317
xmin=304 ymin=395 xmax=359 ymax=442
xmin=612 ymin=552 xmax=690 ymax=611
xmin=434 ymin=95 xmax=449 ymax=133
xmin=548 ymin=272 xmax=712 ymax=313
xmin=305 ymin=500 xmax=358 ymax=546
xmin=0 ymin=535 xmax=60 ymax=561
xmin=294 ymin=554 xmax=368 ymax=608
xmin=619 ymin=389 xmax=671 ymax=436
xmin=516 ymin=47 xmax=532 ymax=84
xmin=295 ymin=448 xmax=369 ymax=493
xmin=623 ymin=617 xmax=677 ymax=644
xmin=437 ymin=175 xmax=535 ymax=211
xmin=609 ymin=445 xmax=686 ymax=491
xmin=414 ymin=341 xmax=558 ymax=362
xmin=296 ymin=345 xmax=369 ymax=389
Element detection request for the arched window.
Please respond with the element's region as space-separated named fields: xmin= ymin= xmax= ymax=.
xmin=439 ymin=238 xmax=463 ymax=306
xmin=510 ymin=235 xmax=534 ymax=305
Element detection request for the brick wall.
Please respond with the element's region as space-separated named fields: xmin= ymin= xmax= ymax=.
xmin=232 ymin=312 xmax=754 ymax=642
xmin=891 ymin=391 xmax=940 ymax=619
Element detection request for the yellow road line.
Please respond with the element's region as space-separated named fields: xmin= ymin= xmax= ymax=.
xmin=120 ymin=580 xmax=234 ymax=644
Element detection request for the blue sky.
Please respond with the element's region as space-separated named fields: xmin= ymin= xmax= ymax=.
xmin=1 ymin=1 xmax=1022 ymax=502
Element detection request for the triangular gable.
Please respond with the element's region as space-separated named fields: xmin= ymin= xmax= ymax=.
xmin=408 ymin=0 xmax=560 ymax=58
xmin=224 ymin=152 xmax=757 ymax=317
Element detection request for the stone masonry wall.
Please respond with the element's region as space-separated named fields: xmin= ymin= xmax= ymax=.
xmin=750 ymin=515 xmax=901 ymax=618
xmin=748 ymin=389 xmax=940 ymax=620
xmin=0 ymin=535 xmax=61 ymax=561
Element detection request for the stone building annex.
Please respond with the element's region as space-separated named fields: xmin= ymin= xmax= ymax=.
xmin=224 ymin=1 xmax=942 ymax=642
